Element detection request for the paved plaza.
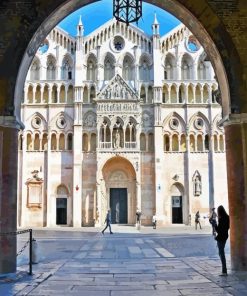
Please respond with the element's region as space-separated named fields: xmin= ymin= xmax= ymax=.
xmin=0 ymin=226 xmax=247 ymax=295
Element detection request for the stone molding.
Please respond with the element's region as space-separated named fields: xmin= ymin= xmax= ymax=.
xmin=0 ymin=116 xmax=24 ymax=130
xmin=221 ymin=113 xmax=247 ymax=127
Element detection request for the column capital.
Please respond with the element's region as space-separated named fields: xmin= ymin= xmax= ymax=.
xmin=0 ymin=116 xmax=24 ymax=130
xmin=221 ymin=113 xmax=247 ymax=127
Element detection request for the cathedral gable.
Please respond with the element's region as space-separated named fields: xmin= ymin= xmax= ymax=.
xmin=97 ymin=74 xmax=139 ymax=101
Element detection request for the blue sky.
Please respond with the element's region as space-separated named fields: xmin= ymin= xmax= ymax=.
xmin=59 ymin=0 xmax=181 ymax=37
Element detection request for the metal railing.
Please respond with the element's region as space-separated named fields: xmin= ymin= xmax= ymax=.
xmin=0 ymin=229 xmax=33 ymax=275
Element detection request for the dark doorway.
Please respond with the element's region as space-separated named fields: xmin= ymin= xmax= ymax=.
xmin=172 ymin=196 xmax=183 ymax=223
xmin=56 ymin=198 xmax=67 ymax=225
xmin=110 ymin=188 xmax=127 ymax=224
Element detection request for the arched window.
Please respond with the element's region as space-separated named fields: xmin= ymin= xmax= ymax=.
xmin=27 ymin=134 xmax=32 ymax=151
xmin=42 ymin=134 xmax=48 ymax=151
xmin=104 ymin=56 xmax=115 ymax=80
xmin=162 ymin=85 xmax=169 ymax=103
xmin=181 ymin=55 xmax=193 ymax=79
xmin=147 ymin=86 xmax=153 ymax=103
xmin=219 ymin=135 xmax=224 ymax=151
xmin=83 ymin=133 xmax=89 ymax=152
xmin=197 ymin=135 xmax=203 ymax=151
xmin=30 ymin=59 xmax=40 ymax=80
xmin=139 ymin=57 xmax=150 ymax=81
xmin=170 ymin=85 xmax=177 ymax=103
xmin=34 ymin=134 xmax=40 ymax=151
xmin=198 ymin=61 xmax=207 ymax=80
xmin=90 ymin=133 xmax=97 ymax=151
xmin=140 ymin=133 xmax=146 ymax=151
xmin=188 ymin=85 xmax=194 ymax=103
xmin=164 ymin=134 xmax=170 ymax=151
xmin=123 ymin=55 xmax=134 ymax=81
xmin=67 ymin=85 xmax=73 ymax=103
xmin=67 ymin=133 xmax=73 ymax=150
xmin=172 ymin=134 xmax=179 ymax=151
xmin=203 ymin=85 xmax=209 ymax=103
xmin=179 ymin=85 xmax=185 ymax=103
xmin=148 ymin=133 xmax=154 ymax=152
xmin=195 ymin=85 xmax=201 ymax=103
xmin=60 ymin=85 xmax=66 ymax=103
xmin=214 ymin=135 xmax=218 ymax=151
xmin=83 ymin=86 xmax=89 ymax=103
xmin=61 ymin=57 xmax=73 ymax=80
xmin=51 ymin=134 xmax=57 ymax=150
xmin=51 ymin=85 xmax=58 ymax=103
xmin=140 ymin=86 xmax=146 ymax=102
xmin=90 ymin=86 xmax=96 ymax=103
xmin=43 ymin=85 xmax=49 ymax=103
xmin=46 ymin=56 xmax=56 ymax=80
xmin=190 ymin=135 xmax=195 ymax=152
xmin=204 ymin=134 xmax=209 ymax=151
xmin=165 ymin=54 xmax=175 ymax=79
xmin=86 ymin=57 xmax=97 ymax=81
xmin=27 ymin=85 xmax=34 ymax=103
xmin=35 ymin=85 xmax=41 ymax=103
xmin=180 ymin=134 xmax=186 ymax=151
xmin=59 ymin=134 xmax=65 ymax=150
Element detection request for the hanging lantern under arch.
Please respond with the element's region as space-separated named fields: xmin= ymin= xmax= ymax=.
xmin=113 ymin=0 xmax=142 ymax=25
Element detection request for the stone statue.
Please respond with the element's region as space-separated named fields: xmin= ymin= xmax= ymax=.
xmin=194 ymin=176 xmax=202 ymax=196
xmin=114 ymin=129 xmax=121 ymax=148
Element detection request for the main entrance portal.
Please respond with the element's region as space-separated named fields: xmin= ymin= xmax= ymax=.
xmin=110 ymin=188 xmax=128 ymax=224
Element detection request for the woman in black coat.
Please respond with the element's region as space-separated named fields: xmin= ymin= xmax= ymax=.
xmin=215 ymin=205 xmax=230 ymax=276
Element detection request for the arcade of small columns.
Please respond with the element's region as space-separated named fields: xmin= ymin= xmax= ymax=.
xmin=18 ymin=116 xmax=225 ymax=153
xmin=24 ymin=81 xmax=217 ymax=105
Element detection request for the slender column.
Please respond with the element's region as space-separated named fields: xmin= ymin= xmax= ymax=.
xmin=46 ymin=132 xmax=54 ymax=226
xmin=0 ymin=118 xmax=21 ymax=273
xmin=224 ymin=115 xmax=247 ymax=270
xmin=136 ymin=182 xmax=141 ymax=211
xmin=73 ymin=125 xmax=82 ymax=227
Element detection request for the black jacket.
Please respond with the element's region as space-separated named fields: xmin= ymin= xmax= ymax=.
xmin=215 ymin=215 xmax=230 ymax=242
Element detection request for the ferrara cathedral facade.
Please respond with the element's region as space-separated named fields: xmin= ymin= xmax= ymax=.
xmin=18 ymin=15 xmax=228 ymax=227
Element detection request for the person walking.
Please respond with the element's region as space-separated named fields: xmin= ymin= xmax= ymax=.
xmin=195 ymin=211 xmax=202 ymax=229
xmin=102 ymin=209 xmax=113 ymax=235
xmin=215 ymin=205 xmax=230 ymax=276
xmin=209 ymin=207 xmax=217 ymax=236
xmin=152 ymin=213 xmax=157 ymax=229
xmin=136 ymin=209 xmax=142 ymax=224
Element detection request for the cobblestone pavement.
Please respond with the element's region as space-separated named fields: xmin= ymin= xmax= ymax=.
xmin=0 ymin=226 xmax=247 ymax=295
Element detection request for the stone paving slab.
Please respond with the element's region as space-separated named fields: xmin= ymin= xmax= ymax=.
xmin=1 ymin=227 xmax=247 ymax=295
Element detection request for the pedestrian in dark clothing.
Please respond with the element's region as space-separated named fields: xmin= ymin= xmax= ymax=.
xmin=215 ymin=205 xmax=230 ymax=276
xmin=152 ymin=214 xmax=157 ymax=229
xmin=102 ymin=210 xmax=113 ymax=235
xmin=136 ymin=209 xmax=142 ymax=224
xmin=195 ymin=211 xmax=202 ymax=229
xmin=209 ymin=207 xmax=217 ymax=236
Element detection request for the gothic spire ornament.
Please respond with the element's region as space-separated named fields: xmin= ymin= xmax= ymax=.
xmin=113 ymin=0 xmax=142 ymax=25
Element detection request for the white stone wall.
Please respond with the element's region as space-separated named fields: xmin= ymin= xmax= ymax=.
xmin=17 ymin=17 xmax=228 ymax=227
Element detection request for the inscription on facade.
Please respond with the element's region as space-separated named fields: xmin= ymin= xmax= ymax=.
xmin=97 ymin=102 xmax=140 ymax=113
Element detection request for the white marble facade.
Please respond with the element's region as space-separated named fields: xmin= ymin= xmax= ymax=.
xmin=17 ymin=15 xmax=228 ymax=227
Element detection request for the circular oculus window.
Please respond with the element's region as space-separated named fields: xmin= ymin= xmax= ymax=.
xmin=186 ymin=36 xmax=200 ymax=53
xmin=32 ymin=116 xmax=42 ymax=129
xmin=194 ymin=118 xmax=204 ymax=130
xmin=170 ymin=118 xmax=179 ymax=130
xmin=112 ymin=35 xmax=125 ymax=52
xmin=57 ymin=117 xmax=67 ymax=129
